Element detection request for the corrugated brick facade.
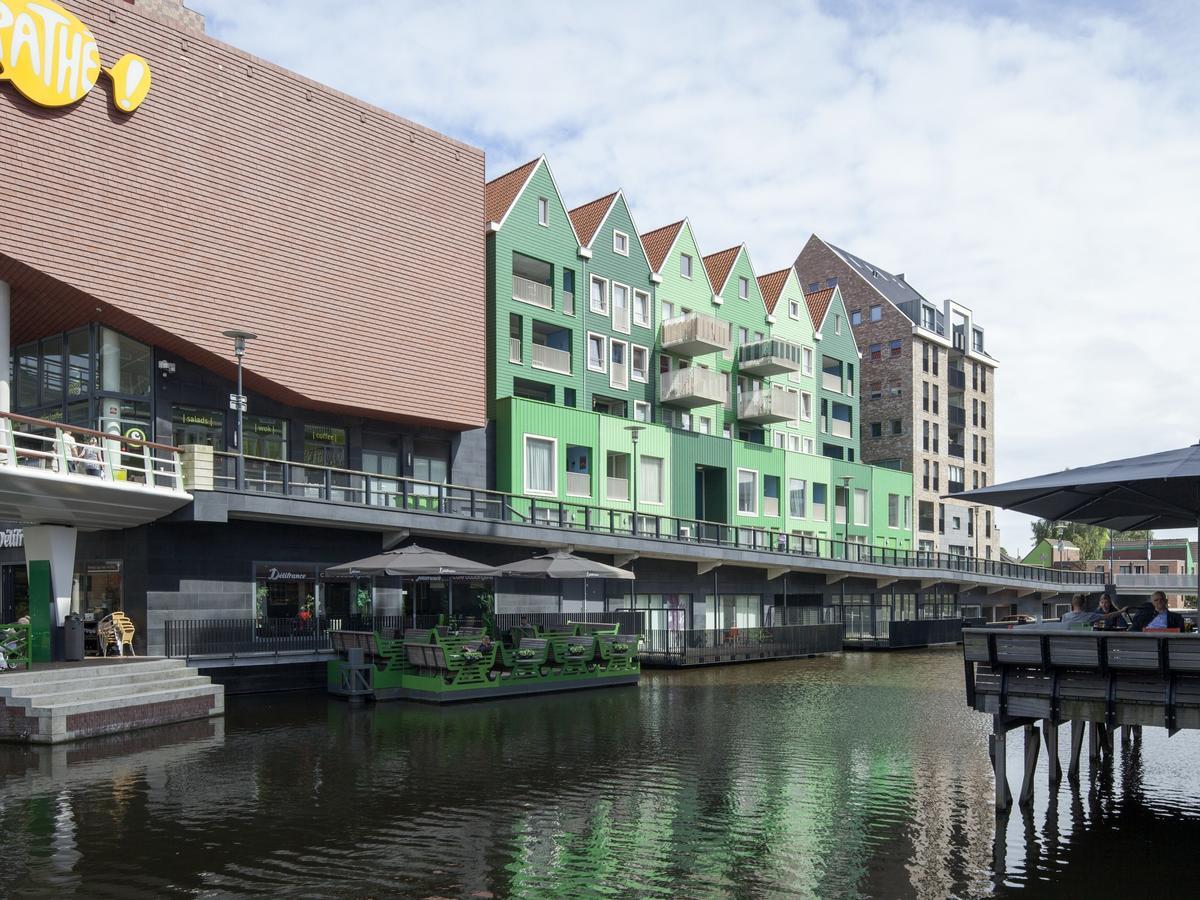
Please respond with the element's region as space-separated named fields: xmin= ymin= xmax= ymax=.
xmin=0 ymin=0 xmax=486 ymax=429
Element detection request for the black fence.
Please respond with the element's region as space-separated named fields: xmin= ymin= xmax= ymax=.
xmin=886 ymin=618 xmax=966 ymax=649
xmin=493 ymin=611 xmax=644 ymax=636
xmin=639 ymin=623 xmax=844 ymax=667
xmin=164 ymin=615 xmax=408 ymax=659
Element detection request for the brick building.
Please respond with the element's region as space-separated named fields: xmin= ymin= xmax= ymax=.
xmin=795 ymin=236 xmax=999 ymax=559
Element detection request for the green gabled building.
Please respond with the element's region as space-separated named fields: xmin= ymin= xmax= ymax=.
xmin=805 ymin=285 xmax=860 ymax=462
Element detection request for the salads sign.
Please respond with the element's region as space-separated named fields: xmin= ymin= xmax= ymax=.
xmin=0 ymin=0 xmax=151 ymax=112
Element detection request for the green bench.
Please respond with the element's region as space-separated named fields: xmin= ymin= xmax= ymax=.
xmin=597 ymin=633 xmax=640 ymax=672
xmin=1 ymin=622 xmax=31 ymax=671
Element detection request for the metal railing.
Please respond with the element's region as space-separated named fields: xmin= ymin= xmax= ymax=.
xmin=512 ymin=274 xmax=552 ymax=308
xmin=493 ymin=612 xmax=643 ymax=635
xmin=738 ymin=337 xmax=804 ymax=372
xmin=639 ymin=623 xmax=843 ymax=667
xmin=1 ymin=621 xmax=32 ymax=670
xmin=164 ymin=615 xmax=409 ymax=660
xmin=531 ymin=343 xmax=571 ymax=374
xmin=660 ymin=366 xmax=727 ymax=407
xmin=0 ymin=411 xmax=185 ymax=491
xmin=194 ymin=451 xmax=1106 ymax=588
xmin=508 ymin=337 xmax=522 ymax=364
xmin=738 ymin=384 xmax=799 ymax=423
xmin=661 ymin=312 xmax=731 ymax=355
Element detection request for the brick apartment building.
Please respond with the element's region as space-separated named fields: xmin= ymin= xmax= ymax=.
xmin=795 ymin=236 xmax=1000 ymax=559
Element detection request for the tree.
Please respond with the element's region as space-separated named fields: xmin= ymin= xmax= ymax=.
xmin=1030 ymin=520 xmax=1154 ymax=562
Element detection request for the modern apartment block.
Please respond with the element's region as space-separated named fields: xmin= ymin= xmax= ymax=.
xmin=485 ymin=160 xmax=914 ymax=558
xmin=795 ymin=236 xmax=999 ymax=559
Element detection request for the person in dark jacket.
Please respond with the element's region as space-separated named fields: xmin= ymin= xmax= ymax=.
xmin=1129 ymin=592 xmax=1185 ymax=632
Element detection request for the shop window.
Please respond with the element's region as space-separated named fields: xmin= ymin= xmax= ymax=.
xmin=173 ymin=405 xmax=225 ymax=447
xmin=96 ymin=328 xmax=151 ymax=397
xmin=76 ymin=559 xmax=123 ymax=618
xmin=16 ymin=343 xmax=38 ymax=409
xmin=40 ymin=335 xmax=63 ymax=405
xmin=412 ymin=440 xmax=450 ymax=495
xmin=66 ymin=328 xmax=90 ymax=400
xmin=242 ymin=416 xmax=288 ymax=459
xmin=254 ymin=563 xmax=317 ymax=622
xmin=304 ymin=424 xmax=347 ymax=468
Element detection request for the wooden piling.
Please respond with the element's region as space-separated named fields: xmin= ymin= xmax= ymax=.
xmin=991 ymin=717 xmax=1012 ymax=812
xmin=1043 ymin=719 xmax=1062 ymax=784
xmin=1069 ymin=720 xmax=1085 ymax=780
xmin=1019 ymin=724 xmax=1041 ymax=807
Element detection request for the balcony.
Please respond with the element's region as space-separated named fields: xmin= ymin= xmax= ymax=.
xmin=508 ymin=337 xmax=521 ymax=364
xmin=738 ymin=384 xmax=799 ymax=424
xmin=738 ymin=338 xmax=803 ymax=376
xmin=949 ymin=368 xmax=966 ymax=390
xmin=763 ymin=497 xmax=780 ymax=518
xmin=660 ymin=367 xmax=727 ymax=409
xmin=661 ymin=312 xmax=731 ymax=357
xmin=606 ymin=477 xmax=629 ymax=502
xmin=566 ymin=471 xmax=591 ymax=497
xmin=948 ymin=480 xmax=965 ymax=495
xmin=949 ymin=405 xmax=966 ymax=427
xmin=513 ymin=274 xmax=552 ymax=309
xmin=821 ymin=371 xmax=842 ymax=393
xmin=531 ymin=343 xmax=571 ymax=375
xmin=948 ymin=442 xmax=965 ymax=459
xmin=830 ymin=417 xmax=852 ymax=439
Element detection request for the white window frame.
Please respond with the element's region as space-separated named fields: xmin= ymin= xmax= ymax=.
xmin=737 ymin=468 xmax=759 ymax=516
xmin=610 ymin=338 xmax=629 ymax=390
xmin=888 ymin=493 xmax=900 ymax=528
xmin=633 ymin=401 xmax=650 ymax=422
xmin=789 ymin=299 xmax=800 ymax=319
xmin=738 ymin=276 xmax=749 ymax=299
xmin=773 ymin=431 xmax=785 ymax=449
xmin=537 ymin=197 xmax=549 ymax=227
xmin=613 ymin=229 xmax=630 ymax=256
xmin=631 ymin=344 xmax=649 ymax=383
xmin=802 ymin=437 xmax=814 ymax=455
xmin=587 ymin=332 xmax=607 ymax=373
xmin=660 ymin=300 xmax=674 ymax=322
xmin=870 ymin=304 xmax=882 ymax=321
xmin=589 ymin=275 xmax=609 ymax=315
xmin=801 ymin=346 xmax=813 ymax=377
xmin=523 ymin=434 xmax=557 ymax=497
xmin=698 ymin=416 xmax=711 ymax=435
xmin=800 ymin=391 xmax=813 ymax=422
xmin=787 ymin=433 xmax=800 ymax=452
xmin=789 ymin=478 xmax=807 ymax=519
xmin=680 ymin=253 xmax=693 ymax=279
xmin=853 ymin=488 xmax=869 ymax=526
xmin=633 ymin=290 xmax=651 ymax=328
xmin=611 ymin=281 xmax=631 ymax=334
xmin=835 ymin=315 xmax=842 ymax=335
xmin=639 ymin=455 xmax=665 ymax=506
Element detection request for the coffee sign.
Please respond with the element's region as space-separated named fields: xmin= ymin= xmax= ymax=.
xmin=0 ymin=0 xmax=151 ymax=112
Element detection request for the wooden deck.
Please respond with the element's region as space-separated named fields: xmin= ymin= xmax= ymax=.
xmin=962 ymin=627 xmax=1200 ymax=810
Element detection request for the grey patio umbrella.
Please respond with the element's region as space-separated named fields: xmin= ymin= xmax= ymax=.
xmin=498 ymin=550 xmax=634 ymax=617
xmin=949 ymin=442 xmax=1200 ymax=624
xmin=324 ymin=544 xmax=498 ymax=625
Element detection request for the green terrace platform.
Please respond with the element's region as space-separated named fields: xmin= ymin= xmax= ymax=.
xmin=327 ymin=622 xmax=640 ymax=703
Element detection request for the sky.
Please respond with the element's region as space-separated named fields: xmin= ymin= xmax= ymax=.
xmin=192 ymin=0 xmax=1200 ymax=555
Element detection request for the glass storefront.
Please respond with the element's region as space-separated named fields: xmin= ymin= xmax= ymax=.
xmin=254 ymin=563 xmax=316 ymax=621
xmin=304 ymin=425 xmax=347 ymax=468
xmin=173 ymin=405 xmax=225 ymax=447
xmin=75 ymin=559 xmax=123 ymax=617
xmin=412 ymin=439 xmax=449 ymax=496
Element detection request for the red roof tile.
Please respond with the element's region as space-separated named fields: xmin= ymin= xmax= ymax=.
xmin=640 ymin=220 xmax=685 ymax=273
xmin=757 ymin=269 xmax=791 ymax=315
xmin=568 ymin=192 xmax=619 ymax=248
xmin=805 ymin=287 xmax=836 ymax=331
xmin=484 ymin=157 xmax=540 ymax=224
xmin=703 ymin=246 xmax=741 ymax=295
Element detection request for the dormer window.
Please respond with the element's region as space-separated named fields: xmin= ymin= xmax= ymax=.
xmin=921 ymin=305 xmax=937 ymax=331
xmin=613 ymin=230 xmax=629 ymax=256
xmin=738 ymin=276 xmax=749 ymax=299
xmin=680 ymin=254 xmax=693 ymax=278
xmin=537 ymin=197 xmax=549 ymax=226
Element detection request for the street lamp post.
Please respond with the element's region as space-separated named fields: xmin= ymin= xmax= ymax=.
xmin=221 ymin=329 xmax=257 ymax=491
xmin=625 ymin=425 xmax=644 ymax=536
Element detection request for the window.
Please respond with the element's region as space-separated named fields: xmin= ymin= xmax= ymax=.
xmin=922 ymin=341 xmax=930 ymax=373
xmin=889 ymin=339 xmax=902 ymax=358
xmin=891 ymin=419 xmax=903 ymax=435
xmin=869 ymin=382 xmax=882 ymax=400
xmin=869 ymin=343 xmax=882 ymax=361
xmin=853 ymin=489 xmax=869 ymax=525
xmin=563 ymin=269 xmax=575 ymax=315
xmin=587 ymin=333 xmax=606 ymax=372
xmin=738 ymin=326 xmax=749 ymax=346
xmin=834 ymin=485 xmax=848 ymax=524
xmin=932 ymin=422 xmax=939 ymax=453
xmin=508 ymin=313 xmax=522 ymax=364
xmin=737 ymin=469 xmax=758 ymax=515
xmin=922 ymin=305 xmax=937 ymax=331
xmin=923 ymin=460 xmax=930 ymax=490
xmin=834 ymin=315 xmax=842 ymax=334
xmin=606 ymin=451 xmax=630 ymax=501
xmin=932 ymin=384 xmax=939 ymax=414
xmin=680 ymin=254 xmax=693 ymax=278
xmin=661 ymin=300 xmax=675 ymax=322
xmin=610 ymin=340 xmax=628 ymax=389
xmin=972 ymin=398 xmax=979 ymax=426
xmin=888 ymin=493 xmax=900 ymax=528
xmin=631 ymin=345 xmax=649 ymax=382
xmin=789 ymin=478 xmax=807 ymax=518
xmin=763 ymin=475 xmax=781 ymax=517
xmin=537 ymin=197 xmax=549 ymax=226
xmin=888 ymin=381 xmax=902 ymax=397
xmin=564 ymin=388 xmax=576 ymax=407
xmin=634 ymin=401 xmax=650 ymax=422
xmin=933 ymin=462 xmax=940 ymax=491
xmin=524 ymin=436 xmax=556 ymax=495
xmin=787 ymin=433 xmax=800 ymax=452
xmin=980 ymin=367 xmax=988 ymax=393
xmin=972 ymin=328 xmax=984 ymax=351
xmin=851 ymin=310 xmax=862 ymax=326
xmin=789 ymin=299 xmax=800 ymax=319
xmin=612 ymin=283 xmax=630 ymax=333
xmin=923 ymin=420 xmax=930 ymax=451
xmin=96 ymin=328 xmax=152 ymax=397
xmin=802 ymin=437 xmax=815 ymax=454
xmin=904 ymin=497 xmax=911 ymax=529
xmin=613 ymin=230 xmax=629 ymax=255
xmin=800 ymin=391 xmax=813 ymax=421
xmin=981 ymin=401 xmax=988 ymax=428
xmin=565 ymin=445 xmax=591 ymax=496
xmin=640 ymin=455 xmax=664 ymax=504
xmin=972 ymin=363 xmax=979 ymax=391
xmin=633 ymin=290 xmax=651 ymax=327
xmin=922 ymin=381 xmax=929 ymax=411
xmin=590 ymin=275 xmax=609 ymax=314
xmin=698 ymin=416 xmax=711 ymax=434
xmin=738 ymin=276 xmax=749 ymax=299
xmin=870 ymin=305 xmax=882 ymax=322
xmin=802 ymin=346 xmax=813 ymax=376
xmin=870 ymin=422 xmax=882 ymax=438
xmin=812 ymin=483 xmax=827 ymax=520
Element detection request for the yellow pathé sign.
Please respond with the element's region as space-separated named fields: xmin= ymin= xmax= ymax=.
xmin=0 ymin=0 xmax=150 ymax=112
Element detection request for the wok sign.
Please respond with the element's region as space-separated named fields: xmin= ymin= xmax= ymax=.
xmin=0 ymin=0 xmax=151 ymax=112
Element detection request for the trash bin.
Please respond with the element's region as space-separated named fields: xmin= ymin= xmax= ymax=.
xmin=64 ymin=614 xmax=85 ymax=662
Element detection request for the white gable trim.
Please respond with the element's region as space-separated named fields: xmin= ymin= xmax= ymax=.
xmin=492 ymin=156 xmax=585 ymax=247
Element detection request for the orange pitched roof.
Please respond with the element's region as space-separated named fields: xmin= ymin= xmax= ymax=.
xmin=568 ymin=192 xmax=619 ymax=248
xmin=640 ymin=220 xmax=685 ymax=273
xmin=757 ymin=269 xmax=791 ymax=315
xmin=703 ymin=246 xmax=741 ymax=295
xmin=484 ymin=157 xmax=540 ymax=224
xmin=805 ymin=287 xmax=836 ymax=331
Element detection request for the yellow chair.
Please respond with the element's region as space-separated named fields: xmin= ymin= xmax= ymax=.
xmin=98 ymin=612 xmax=136 ymax=657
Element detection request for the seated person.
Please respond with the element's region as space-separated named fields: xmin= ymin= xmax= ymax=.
xmin=1059 ymin=594 xmax=1109 ymax=627
xmin=472 ymin=634 xmax=494 ymax=655
xmin=1094 ymin=594 xmax=1130 ymax=630
xmin=1129 ymin=592 xmax=1185 ymax=632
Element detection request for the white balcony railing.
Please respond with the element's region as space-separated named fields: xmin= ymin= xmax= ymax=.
xmin=566 ymin=471 xmax=591 ymax=497
xmin=822 ymin=371 xmax=843 ymax=393
xmin=610 ymin=361 xmax=628 ymax=390
xmin=659 ymin=367 xmax=728 ymax=408
xmin=509 ymin=338 xmax=522 ymax=364
xmin=532 ymin=343 xmax=571 ymax=375
xmin=737 ymin=384 xmax=799 ymax=424
xmin=763 ymin=497 xmax=780 ymax=518
xmin=513 ymin=274 xmax=552 ymax=308
xmin=831 ymin=417 xmax=853 ymax=439
xmin=660 ymin=312 xmax=732 ymax=356
xmin=606 ymin=476 xmax=629 ymax=502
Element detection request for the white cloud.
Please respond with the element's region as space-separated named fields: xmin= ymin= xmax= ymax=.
xmin=193 ymin=0 xmax=1200 ymax=553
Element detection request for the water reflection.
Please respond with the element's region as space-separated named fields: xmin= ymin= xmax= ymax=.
xmin=2 ymin=651 xmax=1200 ymax=897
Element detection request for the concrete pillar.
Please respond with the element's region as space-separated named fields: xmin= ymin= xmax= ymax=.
xmin=0 ymin=279 xmax=10 ymax=414
xmin=23 ymin=525 xmax=78 ymax=662
xmin=99 ymin=328 xmax=123 ymax=477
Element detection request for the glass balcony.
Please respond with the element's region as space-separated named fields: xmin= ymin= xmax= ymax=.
xmin=660 ymin=367 xmax=727 ymax=409
xmin=738 ymin=384 xmax=799 ymax=424
xmin=738 ymin=338 xmax=803 ymax=376
xmin=661 ymin=313 xmax=731 ymax=357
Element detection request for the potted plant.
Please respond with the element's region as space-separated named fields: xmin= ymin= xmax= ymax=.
xmin=354 ymin=586 xmax=373 ymax=617
xmin=516 ymin=647 xmax=537 ymax=660
xmin=254 ymin=584 xmax=269 ymax=625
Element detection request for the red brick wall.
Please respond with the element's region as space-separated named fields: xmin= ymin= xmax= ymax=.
xmin=0 ymin=0 xmax=486 ymax=429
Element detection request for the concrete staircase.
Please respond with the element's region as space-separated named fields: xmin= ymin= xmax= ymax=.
xmin=0 ymin=658 xmax=224 ymax=744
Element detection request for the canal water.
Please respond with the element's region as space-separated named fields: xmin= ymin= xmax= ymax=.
xmin=3 ymin=649 xmax=1200 ymax=899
